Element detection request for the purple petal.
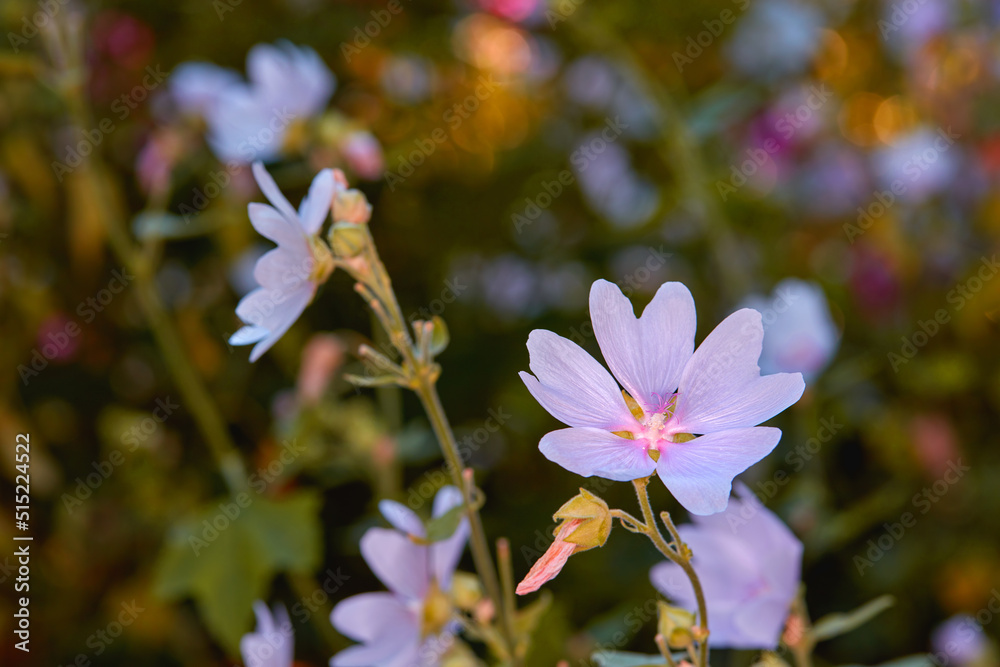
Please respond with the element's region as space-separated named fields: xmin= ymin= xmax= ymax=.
xmin=253 ymin=247 xmax=312 ymax=290
xmin=360 ymin=528 xmax=428 ymax=600
xmin=731 ymin=594 xmax=792 ymax=649
xmin=241 ymin=602 xmax=293 ymax=667
xmin=673 ymin=309 xmax=805 ymax=434
xmin=248 ymin=203 xmax=304 ymax=247
xmin=247 ymin=285 xmax=315 ymax=362
xmin=432 ymin=486 xmax=463 ymax=517
xmin=378 ymin=500 xmax=425 ymax=538
xmin=252 ymin=162 xmax=299 ymax=224
xmin=656 ymin=427 xmax=782 ymax=515
xmin=538 ymin=427 xmax=656 ymax=481
xmin=229 ymin=324 xmax=269 ymax=346
xmin=330 ymin=592 xmax=416 ymax=644
xmin=521 ymin=330 xmax=636 ymax=430
xmin=298 ymin=169 xmax=335 ymax=235
xmin=590 ymin=280 xmax=695 ymax=412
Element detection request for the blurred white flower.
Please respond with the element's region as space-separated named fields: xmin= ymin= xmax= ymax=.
xmin=873 ymin=127 xmax=960 ymax=205
xmin=171 ymin=41 xmax=335 ymax=163
xmin=743 ymin=278 xmax=839 ymax=382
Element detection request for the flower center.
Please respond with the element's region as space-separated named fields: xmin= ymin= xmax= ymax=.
xmin=308 ymin=237 xmax=335 ymax=283
xmin=421 ymin=580 xmax=453 ymax=638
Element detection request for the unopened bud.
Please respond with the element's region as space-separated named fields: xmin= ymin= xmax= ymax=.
xmin=553 ymin=488 xmax=612 ymax=551
xmin=657 ymin=601 xmax=696 ymax=649
xmin=333 ymin=189 xmax=372 ymax=225
xmin=329 ymin=221 xmax=368 ymax=257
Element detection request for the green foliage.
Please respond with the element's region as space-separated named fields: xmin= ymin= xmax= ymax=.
xmin=152 ymin=490 xmax=322 ymax=653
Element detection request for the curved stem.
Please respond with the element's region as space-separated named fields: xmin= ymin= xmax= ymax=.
xmin=631 ymin=478 xmax=709 ymax=667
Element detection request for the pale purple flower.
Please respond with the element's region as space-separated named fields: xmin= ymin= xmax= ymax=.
xmin=743 ymin=279 xmax=839 ymax=382
xmin=520 ymin=280 xmax=804 ymax=515
xmin=240 ymin=601 xmax=294 ymax=667
xmin=172 ymin=41 xmax=335 ymax=163
xmin=931 ymin=615 xmax=989 ymax=666
xmin=229 ymin=162 xmax=339 ymax=361
xmin=650 ymin=483 xmax=803 ymax=649
xmin=170 ymin=62 xmax=242 ymax=117
xmin=331 ymin=487 xmax=469 ymax=667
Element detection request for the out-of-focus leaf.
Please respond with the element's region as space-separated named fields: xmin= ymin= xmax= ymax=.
xmin=152 ymin=490 xmax=322 ymax=653
xmin=590 ymin=651 xmax=676 ymax=667
xmin=133 ymin=210 xmax=219 ymax=240
xmin=424 ymin=503 xmax=465 ymax=542
xmin=430 ymin=315 xmax=449 ymax=356
xmin=811 ymin=594 xmax=894 ymax=641
xmin=842 ymin=656 xmax=936 ymax=667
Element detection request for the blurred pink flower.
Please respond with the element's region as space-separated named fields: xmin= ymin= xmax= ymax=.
xmin=651 ymin=483 xmax=803 ymax=649
xmin=340 ymin=130 xmax=384 ymax=181
xmin=296 ymin=334 xmax=345 ymax=404
xmin=240 ymin=601 xmax=293 ymax=667
xmin=331 ymin=487 xmax=469 ymax=667
xmin=229 ymin=163 xmax=336 ymax=362
xmin=931 ymin=615 xmax=989 ymax=666
xmin=521 ymin=280 xmax=804 ymax=515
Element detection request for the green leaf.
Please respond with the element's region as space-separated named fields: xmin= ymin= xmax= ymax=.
xmin=423 ymin=504 xmax=465 ymax=542
xmin=841 ymin=656 xmax=936 ymax=667
xmin=153 ymin=490 xmax=322 ymax=653
xmin=811 ymin=594 xmax=895 ymax=641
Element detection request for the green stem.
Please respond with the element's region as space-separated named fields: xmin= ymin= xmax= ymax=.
xmin=631 ymin=478 xmax=709 ymax=667
xmin=58 ymin=66 xmax=248 ymax=494
xmin=354 ymin=235 xmax=516 ymax=657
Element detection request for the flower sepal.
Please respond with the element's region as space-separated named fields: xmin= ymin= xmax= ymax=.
xmin=552 ymin=488 xmax=612 ymax=552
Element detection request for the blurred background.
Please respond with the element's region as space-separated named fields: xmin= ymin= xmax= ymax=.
xmin=1 ymin=0 xmax=1000 ymax=664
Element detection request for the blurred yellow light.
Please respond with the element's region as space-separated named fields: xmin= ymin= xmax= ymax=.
xmin=838 ymin=92 xmax=883 ymax=147
xmin=815 ymin=29 xmax=849 ymax=81
xmin=452 ymin=14 xmax=532 ymax=76
xmin=873 ymin=95 xmax=919 ymax=145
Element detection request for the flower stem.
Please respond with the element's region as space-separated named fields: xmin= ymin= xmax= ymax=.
xmin=631 ymin=478 xmax=709 ymax=667
xmin=354 ymin=233 xmax=516 ymax=658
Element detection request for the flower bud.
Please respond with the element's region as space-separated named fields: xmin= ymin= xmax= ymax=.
xmin=328 ymin=221 xmax=368 ymax=258
xmin=333 ymin=189 xmax=372 ymax=225
xmin=450 ymin=572 xmax=483 ymax=611
xmin=657 ymin=601 xmax=696 ymax=649
xmin=552 ymin=488 xmax=612 ymax=552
